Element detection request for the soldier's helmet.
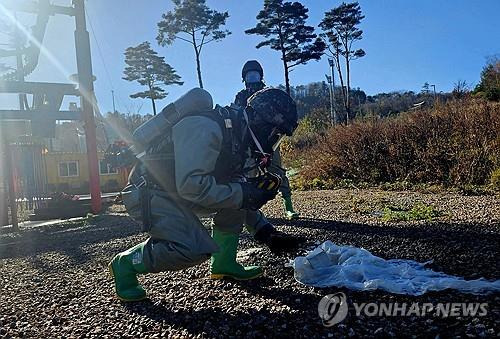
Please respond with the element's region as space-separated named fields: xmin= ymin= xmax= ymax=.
xmin=242 ymin=60 xmax=264 ymax=81
xmin=245 ymin=88 xmax=298 ymax=153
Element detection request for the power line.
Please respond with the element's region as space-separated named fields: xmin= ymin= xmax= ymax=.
xmin=85 ymin=5 xmax=146 ymax=116
xmin=84 ymin=5 xmax=130 ymax=114
xmin=84 ymin=6 xmax=114 ymax=90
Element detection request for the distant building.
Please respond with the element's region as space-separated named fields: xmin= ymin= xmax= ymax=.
xmin=44 ymin=151 xmax=128 ymax=194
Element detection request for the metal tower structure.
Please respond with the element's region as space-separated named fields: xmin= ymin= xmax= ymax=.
xmin=0 ymin=0 xmax=102 ymax=228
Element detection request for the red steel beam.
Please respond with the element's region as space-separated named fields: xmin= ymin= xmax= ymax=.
xmin=73 ymin=0 xmax=101 ymax=213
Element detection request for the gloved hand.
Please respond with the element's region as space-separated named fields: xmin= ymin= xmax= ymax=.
xmin=240 ymin=182 xmax=278 ymax=211
xmin=251 ymin=172 xmax=282 ymax=191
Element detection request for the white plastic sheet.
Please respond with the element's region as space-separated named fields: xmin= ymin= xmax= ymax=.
xmin=292 ymin=241 xmax=500 ymax=295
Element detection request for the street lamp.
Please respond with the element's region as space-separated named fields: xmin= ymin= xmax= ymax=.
xmin=325 ymin=74 xmax=333 ymax=125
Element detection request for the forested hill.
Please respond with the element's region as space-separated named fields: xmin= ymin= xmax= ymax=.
xmin=284 ymin=81 xmax=451 ymax=122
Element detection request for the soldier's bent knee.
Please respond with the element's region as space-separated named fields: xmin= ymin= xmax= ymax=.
xmin=143 ymin=238 xmax=212 ymax=273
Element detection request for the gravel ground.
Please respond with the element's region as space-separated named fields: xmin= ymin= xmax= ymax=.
xmin=0 ymin=189 xmax=499 ymax=338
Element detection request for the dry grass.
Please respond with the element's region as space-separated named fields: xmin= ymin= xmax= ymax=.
xmin=285 ymin=99 xmax=500 ymax=188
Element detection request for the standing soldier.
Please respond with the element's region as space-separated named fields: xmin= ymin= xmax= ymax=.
xmin=235 ymin=60 xmax=300 ymax=222
xmin=234 ymin=60 xmax=266 ymax=107
xmin=109 ymin=88 xmax=298 ymax=301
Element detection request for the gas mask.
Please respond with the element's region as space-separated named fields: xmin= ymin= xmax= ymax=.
xmin=244 ymin=71 xmax=263 ymax=92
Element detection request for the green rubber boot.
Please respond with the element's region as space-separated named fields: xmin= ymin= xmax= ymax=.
xmin=108 ymin=242 xmax=148 ymax=302
xmin=210 ymin=229 xmax=263 ymax=280
xmin=283 ymin=195 xmax=299 ymax=220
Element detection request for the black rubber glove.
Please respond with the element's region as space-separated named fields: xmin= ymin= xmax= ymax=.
xmin=240 ymin=182 xmax=278 ymax=211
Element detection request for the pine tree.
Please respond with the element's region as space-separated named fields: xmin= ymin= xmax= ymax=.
xmin=245 ymin=0 xmax=325 ymax=94
xmin=320 ymin=2 xmax=365 ymax=123
xmin=473 ymin=56 xmax=500 ymax=101
xmin=157 ymin=0 xmax=230 ymax=88
xmin=123 ymin=41 xmax=183 ymax=115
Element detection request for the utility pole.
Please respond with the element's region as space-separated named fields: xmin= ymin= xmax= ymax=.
xmin=73 ymin=0 xmax=101 ymax=213
xmin=111 ymin=90 xmax=116 ymax=113
xmin=328 ymin=58 xmax=336 ymax=124
xmin=430 ymin=84 xmax=436 ymax=100
xmin=14 ymin=13 xmax=25 ymax=111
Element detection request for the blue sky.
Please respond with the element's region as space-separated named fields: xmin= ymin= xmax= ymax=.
xmin=0 ymin=0 xmax=499 ymax=115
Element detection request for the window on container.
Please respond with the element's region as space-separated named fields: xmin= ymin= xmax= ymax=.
xmin=99 ymin=160 xmax=118 ymax=175
xmin=59 ymin=161 xmax=79 ymax=177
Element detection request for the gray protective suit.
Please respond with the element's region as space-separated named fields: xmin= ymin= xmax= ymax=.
xmin=123 ymin=115 xmax=253 ymax=272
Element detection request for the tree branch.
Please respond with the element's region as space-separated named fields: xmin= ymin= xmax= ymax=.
xmin=191 ymin=28 xmax=200 ymax=54
xmin=327 ymin=45 xmax=337 ymax=58
xmin=288 ymin=60 xmax=303 ymax=69
xmin=199 ymin=20 xmax=216 ymax=53
xmin=175 ymin=35 xmax=194 ymax=44
xmin=334 ymin=26 xmax=349 ymax=53
xmin=348 ymin=39 xmax=354 ymax=52
xmin=200 ymin=37 xmax=217 ymax=47
xmin=200 ymin=29 xmax=209 ymax=47
xmin=198 ymin=32 xmax=208 ymax=53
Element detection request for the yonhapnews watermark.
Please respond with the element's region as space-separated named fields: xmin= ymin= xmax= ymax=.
xmin=318 ymin=292 xmax=488 ymax=327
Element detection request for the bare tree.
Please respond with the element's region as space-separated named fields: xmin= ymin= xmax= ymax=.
xmin=452 ymin=80 xmax=469 ymax=99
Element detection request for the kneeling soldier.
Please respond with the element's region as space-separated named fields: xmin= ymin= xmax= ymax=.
xmin=109 ymin=88 xmax=298 ymax=301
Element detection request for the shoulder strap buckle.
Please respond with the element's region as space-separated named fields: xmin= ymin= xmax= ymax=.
xmin=133 ymin=175 xmax=147 ymax=189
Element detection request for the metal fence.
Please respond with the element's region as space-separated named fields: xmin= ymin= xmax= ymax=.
xmin=10 ymin=142 xmax=49 ymax=213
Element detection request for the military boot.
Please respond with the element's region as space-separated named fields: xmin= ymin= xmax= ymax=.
xmin=108 ymin=241 xmax=148 ymax=302
xmin=254 ymin=223 xmax=303 ymax=252
xmin=283 ymin=195 xmax=299 ymax=220
xmin=210 ymin=229 xmax=263 ymax=280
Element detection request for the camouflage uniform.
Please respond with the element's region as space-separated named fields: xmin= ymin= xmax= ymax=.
xmin=233 ymin=85 xmax=295 ymax=238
